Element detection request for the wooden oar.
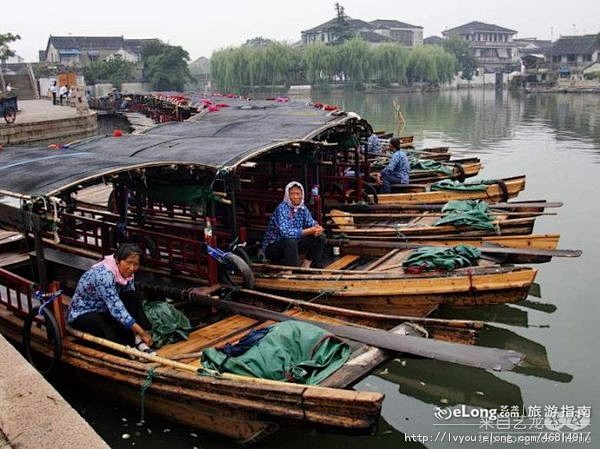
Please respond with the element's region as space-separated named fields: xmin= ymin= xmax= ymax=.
xmin=236 ymin=287 xmax=484 ymax=329
xmin=338 ymin=240 xmax=582 ymax=258
xmin=328 ymin=210 xmax=556 ymax=218
xmin=199 ymin=297 xmax=524 ymax=372
xmin=332 ymin=201 xmax=563 ymax=211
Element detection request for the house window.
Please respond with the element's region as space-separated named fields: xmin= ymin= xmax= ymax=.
xmin=567 ymin=54 xmax=576 ymax=62
xmin=583 ymin=54 xmax=592 ymax=62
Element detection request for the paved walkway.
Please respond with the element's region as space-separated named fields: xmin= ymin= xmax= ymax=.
xmin=0 ymin=334 xmax=109 ymax=449
xmin=13 ymin=100 xmax=88 ymax=123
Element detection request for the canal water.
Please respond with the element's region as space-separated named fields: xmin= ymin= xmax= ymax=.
xmin=54 ymin=89 xmax=600 ymax=448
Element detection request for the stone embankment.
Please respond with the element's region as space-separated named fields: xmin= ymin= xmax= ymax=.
xmin=0 ymin=100 xmax=97 ymax=146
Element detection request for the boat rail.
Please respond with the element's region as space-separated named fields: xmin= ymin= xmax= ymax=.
xmin=0 ymin=267 xmax=34 ymax=316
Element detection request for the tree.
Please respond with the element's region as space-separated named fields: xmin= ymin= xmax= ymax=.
xmin=142 ymin=41 xmax=193 ymax=91
xmin=330 ymin=3 xmax=355 ymax=44
xmin=442 ymin=36 xmax=477 ymax=80
xmin=0 ymin=32 xmax=20 ymax=62
xmin=83 ymin=55 xmax=136 ymax=88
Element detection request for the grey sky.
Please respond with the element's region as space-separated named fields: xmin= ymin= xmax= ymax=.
xmin=4 ymin=0 xmax=600 ymax=62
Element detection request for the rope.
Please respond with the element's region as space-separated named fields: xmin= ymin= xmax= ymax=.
xmin=139 ymin=366 xmax=156 ymax=423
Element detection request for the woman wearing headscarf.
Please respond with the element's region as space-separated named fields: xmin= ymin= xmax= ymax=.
xmin=67 ymin=243 xmax=154 ymax=353
xmin=262 ymin=181 xmax=325 ymax=268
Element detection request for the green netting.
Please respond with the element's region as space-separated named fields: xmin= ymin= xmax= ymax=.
xmin=410 ymin=159 xmax=453 ymax=175
xmin=403 ymin=245 xmax=481 ymax=271
xmin=433 ymin=199 xmax=496 ymax=231
xmin=143 ymin=301 xmax=193 ymax=348
xmin=201 ymin=321 xmax=350 ymax=385
xmin=430 ymin=179 xmax=498 ymax=192
xmin=143 ymin=181 xmax=222 ymax=205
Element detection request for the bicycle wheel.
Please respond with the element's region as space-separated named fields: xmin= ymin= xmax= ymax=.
xmin=3 ymin=106 xmax=16 ymax=124
xmin=22 ymin=306 xmax=63 ymax=376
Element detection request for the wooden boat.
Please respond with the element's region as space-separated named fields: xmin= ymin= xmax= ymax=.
xmin=251 ymin=252 xmax=538 ymax=317
xmin=327 ymin=208 xmax=537 ymax=238
xmin=373 ymin=175 xmax=527 ymax=205
xmin=408 ymin=158 xmax=482 ymax=184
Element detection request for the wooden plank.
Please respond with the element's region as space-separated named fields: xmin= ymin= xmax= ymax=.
xmin=157 ymin=314 xmax=259 ymax=358
xmin=0 ymin=251 xmax=30 ymax=268
xmin=324 ymin=254 xmax=360 ymax=271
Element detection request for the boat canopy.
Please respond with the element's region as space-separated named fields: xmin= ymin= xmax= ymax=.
xmin=0 ymin=99 xmax=368 ymax=197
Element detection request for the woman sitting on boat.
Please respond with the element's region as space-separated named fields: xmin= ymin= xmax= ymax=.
xmin=374 ymin=137 xmax=410 ymax=193
xmin=67 ymin=244 xmax=155 ymax=354
xmin=262 ymin=181 xmax=325 ymax=268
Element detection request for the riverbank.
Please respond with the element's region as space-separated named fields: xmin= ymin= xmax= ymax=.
xmin=0 ymin=334 xmax=109 ymax=449
xmin=0 ymin=100 xmax=97 ymax=146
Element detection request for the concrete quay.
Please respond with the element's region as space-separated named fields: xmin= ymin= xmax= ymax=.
xmin=0 ymin=334 xmax=109 ymax=449
xmin=0 ymin=100 xmax=97 ymax=146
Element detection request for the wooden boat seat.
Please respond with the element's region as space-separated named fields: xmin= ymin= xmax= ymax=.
xmin=324 ymin=254 xmax=361 ymax=270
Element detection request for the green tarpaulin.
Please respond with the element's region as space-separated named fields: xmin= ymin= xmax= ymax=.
xmin=143 ymin=301 xmax=192 ymax=348
xmin=403 ymin=245 xmax=481 ymax=272
xmin=433 ymin=199 xmax=496 ymax=231
xmin=430 ymin=179 xmax=499 ymax=192
xmin=201 ymin=321 xmax=350 ymax=385
xmin=410 ymin=159 xmax=453 ymax=175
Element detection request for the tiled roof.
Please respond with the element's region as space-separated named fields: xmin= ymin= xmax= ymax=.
xmin=370 ymin=19 xmax=422 ymax=30
xmin=443 ymin=21 xmax=517 ymax=35
xmin=548 ymin=35 xmax=600 ymax=56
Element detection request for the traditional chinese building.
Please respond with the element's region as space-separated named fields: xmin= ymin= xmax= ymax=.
xmin=301 ymin=17 xmax=423 ymax=46
xmin=442 ymin=21 xmax=520 ymax=72
xmin=40 ymin=36 xmax=158 ymax=66
xmin=547 ymin=35 xmax=600 ymax=80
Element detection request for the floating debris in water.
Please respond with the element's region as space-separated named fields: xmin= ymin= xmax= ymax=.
xmin=147 ymin=428 xmax=152 ymax=435
xmin=135 ymin=421 xmax=144 ymax=427
xmin=121 ymin=417 xmax=128 ymax=422
xmin=163 ymin=428 xmax=171 ymax=433
xmin=476 ymin=391 xmax=485 ymax=396
xmin=121 ymin=434 xmax=130 ymax=440
xmin=440 ymin=398 xmax=449 ymax=404
xmin=190 ymin=432 xmax=198 ymax=438
xmin=380 ymin=368 xmax=389 ymax=375
xmin=420 ymin=381 xmax=426 ymax=386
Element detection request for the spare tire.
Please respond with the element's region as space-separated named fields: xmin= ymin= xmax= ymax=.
xmin=219 ymin=252 xmax=255 ymax=289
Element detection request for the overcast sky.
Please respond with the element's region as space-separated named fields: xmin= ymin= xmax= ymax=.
xmin=4 ymin=0 xmax=599 ymax=62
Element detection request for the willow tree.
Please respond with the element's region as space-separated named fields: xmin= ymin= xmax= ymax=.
xmin=303 ymin=42 xmax=338 ymax=85
xmin=372 ymin=43 xmax=409 ymax=86
xmin=338 ymin=37 xmax=371 ymax=85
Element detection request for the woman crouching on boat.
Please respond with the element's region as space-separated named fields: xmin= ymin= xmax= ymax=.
xmin=262 ymin=181 xmax=325 ymax=268
xmin=67 ymin=243 xmax=155 ymax=354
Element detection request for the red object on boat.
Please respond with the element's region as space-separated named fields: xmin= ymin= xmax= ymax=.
xmin=323 ymin=104 xmax=338 ymax=111
xmin=207 ymin=105 xmax=220 ymax=112
xmin=113 ymin=129 xmax=123 ymax=137
xmin=313 ymin=101 xmax=323 ymax=108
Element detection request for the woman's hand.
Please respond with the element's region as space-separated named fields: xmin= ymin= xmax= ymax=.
xmin=140 ymin=330 xmax=154 ymax=347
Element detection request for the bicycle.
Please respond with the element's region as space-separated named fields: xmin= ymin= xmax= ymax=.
xmin=22 ymin=288 xmax=63 ymax=376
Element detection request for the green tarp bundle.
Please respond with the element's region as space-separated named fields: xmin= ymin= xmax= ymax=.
xmin=403 ymin=245 xmax=481 ymax=272
xmin=433 ymin=199 xmax=496 ymax=231
xmin=430 ymin=179 xmax=498 ymax=192
xmin=201 ymin=321 xmax=350 ymax=385
xmin=410 ymin=159 xmax=453 ymax=175
xmin=143 ymin=301 xmax=193 ymax=348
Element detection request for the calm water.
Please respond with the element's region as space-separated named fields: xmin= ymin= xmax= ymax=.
xmin=55 ymin=89 xmax=600 ymax=448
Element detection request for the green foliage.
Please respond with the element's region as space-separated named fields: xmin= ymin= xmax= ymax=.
xmin=442 ymin=36 xmax=477 ymax=80
xmin=211 ymin=40 xmax=457 ymax=92
xmin=142 ymin=41 xmax=193 ymax=91
xmin=82 ymin=55 xmax=136 ymax=88
xmin=0 ymin=32 xmax=20 ymax=61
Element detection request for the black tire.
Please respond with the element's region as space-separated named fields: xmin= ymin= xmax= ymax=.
xmin=231 ymin=245 xmax=252 ymax=265
xmin=219 ymin=253 xmax=255 ymax=289
xmin=22 ymin=306 xmax=62 ymax=376
xmin=3 ymin=106 xmax=16 ymax=124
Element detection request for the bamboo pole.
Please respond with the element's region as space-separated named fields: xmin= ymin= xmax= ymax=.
xmin=66 ymin=327 xmax=351 ymax=390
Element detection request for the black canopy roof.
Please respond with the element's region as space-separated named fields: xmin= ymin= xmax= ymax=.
xmin=0 ymin=99 xmax=363 ymax=197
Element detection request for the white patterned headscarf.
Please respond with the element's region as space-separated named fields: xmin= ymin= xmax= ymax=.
xmin=283 ymin=181 xmax=305 ymax=212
